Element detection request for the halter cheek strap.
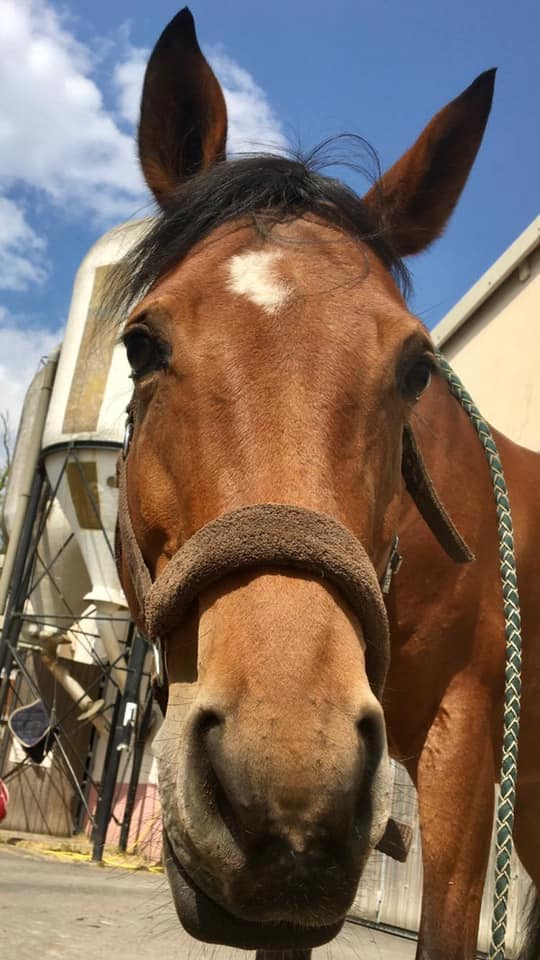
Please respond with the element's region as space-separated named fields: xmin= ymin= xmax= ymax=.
xmin=402 ymin=425 xmax=473 ymax=563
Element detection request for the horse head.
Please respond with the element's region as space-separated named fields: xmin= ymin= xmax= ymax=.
xmin=114 ymin=8 xmax=493 ymax=950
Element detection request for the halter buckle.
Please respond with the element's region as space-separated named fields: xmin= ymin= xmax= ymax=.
xmin=381 ymin=535 xmax=403 ymax=595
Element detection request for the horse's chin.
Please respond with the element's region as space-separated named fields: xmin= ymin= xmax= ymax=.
xmin=163 ymin=832 xmax=344 ymax=950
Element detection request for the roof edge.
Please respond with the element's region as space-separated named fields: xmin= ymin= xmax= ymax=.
xmin=432 ymin=215 xmax=540 ymax=348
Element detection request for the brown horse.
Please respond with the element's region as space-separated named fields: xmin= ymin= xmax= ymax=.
xmin=113 ymin=8 xmax=540 ymax=960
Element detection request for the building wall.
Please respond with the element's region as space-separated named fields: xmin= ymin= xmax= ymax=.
xmin=435 ymin=243 xmax=540 ymax=450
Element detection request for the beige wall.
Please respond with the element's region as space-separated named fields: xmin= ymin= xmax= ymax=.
xmin=437 ymin=243 xmax=540 ymax=450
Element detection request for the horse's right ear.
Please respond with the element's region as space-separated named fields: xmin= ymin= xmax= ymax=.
xmin=364 ymin=70 xmax=496 ymax=256
xmin=138 ymin=7 xmax=227 ymax=209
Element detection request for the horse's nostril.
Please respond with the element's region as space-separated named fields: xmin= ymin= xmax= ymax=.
xmin=357 ymin=712 xmax=384 ymax=769
xmin=195 ymin=707 xmax=224 ymax=740
xmin=192 ymin=708 xmax=247 ymax=844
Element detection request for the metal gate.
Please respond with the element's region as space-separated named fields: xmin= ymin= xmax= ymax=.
xmin=0 ymin=450 xmax=153 ymax=854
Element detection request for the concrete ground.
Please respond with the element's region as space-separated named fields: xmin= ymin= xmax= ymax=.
xmin=0 ymin=845 xmax=416 ymax=959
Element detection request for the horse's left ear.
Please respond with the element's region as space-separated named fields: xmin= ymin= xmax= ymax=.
xmin=364 ymin=70 xmax=496 ymax=256
xmin=138 ymin=7 xmax=227 ymax=209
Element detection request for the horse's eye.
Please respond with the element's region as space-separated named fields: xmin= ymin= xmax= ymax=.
xmin=123 ymin=328 xmax=168 ymax=379
xmin=402 ymin=357 xmax=433 ymax=401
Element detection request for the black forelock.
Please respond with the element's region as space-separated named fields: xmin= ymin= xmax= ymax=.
xmin=103 ymin=140 xmax=411 ymax=324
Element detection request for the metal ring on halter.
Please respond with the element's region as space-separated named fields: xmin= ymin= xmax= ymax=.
xmin=122 ymin=416 xmax=133 ymax=459
xmin=152 ymin=638 xmax=166 ymax=687
xmin=381 ymin=535 xmax=403 ymax=595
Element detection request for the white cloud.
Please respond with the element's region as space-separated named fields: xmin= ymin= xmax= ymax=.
xmin=0 ymin=307 xmax=62 ymax=445
xmin=113 ymin=45 xmax=147 ymax=127
xmin=209 ymin=49 xmax=286 ymax=155
xmin=0 ymin=0 xmax=146 ymax=223
xmin=0 ymin=197 xmax=48 ymax=291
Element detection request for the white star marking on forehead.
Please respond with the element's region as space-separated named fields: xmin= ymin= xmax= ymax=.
xmin=227 ymin=249 xmax=292 ymax=315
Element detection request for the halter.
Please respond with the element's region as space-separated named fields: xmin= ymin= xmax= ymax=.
xmin=117 ymin=408 xmax=471 ymax=699
xmin=117 ymin=455 xmax=392 ymax=697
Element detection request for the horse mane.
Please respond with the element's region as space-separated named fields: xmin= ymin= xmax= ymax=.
xmin=104 ymin=138 xmax=411 ymax=324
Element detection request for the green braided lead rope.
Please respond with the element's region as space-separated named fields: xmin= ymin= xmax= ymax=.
xmin=436 ymin=350 xmax=522 ymax=960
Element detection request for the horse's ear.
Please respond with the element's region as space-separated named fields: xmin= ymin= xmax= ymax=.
xmin=138 ymin=7 xmax=227 ymax=209
xmin=364 ymin=70 xmax=496 ymax=257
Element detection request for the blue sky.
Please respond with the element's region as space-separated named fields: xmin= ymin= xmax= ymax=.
xmin=0 ymin=0 xmax=539 ymax=435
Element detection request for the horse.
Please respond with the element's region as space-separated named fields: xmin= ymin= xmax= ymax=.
xmin=112 ymin=8 xmax=540 ymax=959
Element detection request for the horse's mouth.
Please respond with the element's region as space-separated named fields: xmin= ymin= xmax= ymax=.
xmin=163 ymin=831 xmax=344 ymax=950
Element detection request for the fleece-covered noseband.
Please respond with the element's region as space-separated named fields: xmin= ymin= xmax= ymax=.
xmin=117 ymin=457 xmax=391 ymax=695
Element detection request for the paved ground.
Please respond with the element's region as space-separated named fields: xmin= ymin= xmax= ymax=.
xmin=0 ymin=845 xmax=416 ymax=959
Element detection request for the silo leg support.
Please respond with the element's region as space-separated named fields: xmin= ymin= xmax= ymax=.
xmin=91 ymin=629 xmax=148 ymax=862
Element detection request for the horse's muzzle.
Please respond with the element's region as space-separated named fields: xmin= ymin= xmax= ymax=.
xmin=155 ymin=656 xmax=390 ymax=946
xmin=120 ymin=480 xmax=393 ymax=945
xmin=163 ymin=831 xmax=344 ymax=950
